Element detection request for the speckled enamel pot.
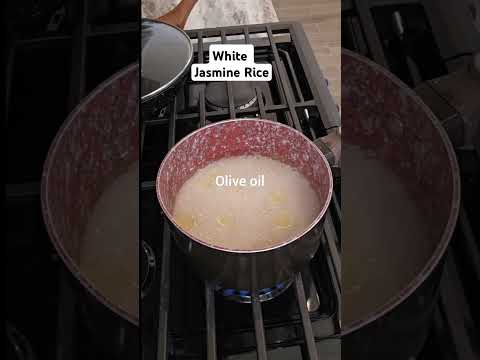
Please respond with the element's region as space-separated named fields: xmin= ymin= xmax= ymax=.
xmin=156 ymin=118 xmax=333 ymax=291
xmin=41 ymin=64 xmax=139 ymax=327
xmin=342 ymin=50 xmax=460 ymax=360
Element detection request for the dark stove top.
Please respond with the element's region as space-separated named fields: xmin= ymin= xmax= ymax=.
xmin=141 ymin=22 xmax=341 ymax=360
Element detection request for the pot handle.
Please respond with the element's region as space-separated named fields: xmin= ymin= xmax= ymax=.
xmin=314 ymin=128 xmax=341 ymax=178
xmin=155 ymin=0 xmax=198 ymax=29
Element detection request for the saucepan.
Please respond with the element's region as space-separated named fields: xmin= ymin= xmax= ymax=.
xmin=342 ymin=49 xmax=460 ymax=359
xmin=156 ymin=118 xmax=334 ymax=292
xmin=41 ymin=64 xmax=139 ymax=357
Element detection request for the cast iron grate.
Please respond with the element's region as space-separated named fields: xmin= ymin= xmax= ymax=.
xmin=141 ymin=22 xmax=341 ymax=360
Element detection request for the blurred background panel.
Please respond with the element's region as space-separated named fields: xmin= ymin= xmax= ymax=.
xmin=4 ymin=1 xmax=139 ymax=359
xmin=342 ymin=0 xmax=480 ymax=359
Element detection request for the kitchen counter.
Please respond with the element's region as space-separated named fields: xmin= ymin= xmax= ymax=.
xmin=272 ymin=0 xmax=340 ymax=108
xmin=142 ymin=0 xmax=279 ymax=29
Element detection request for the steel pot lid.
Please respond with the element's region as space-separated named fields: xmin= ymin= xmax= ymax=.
xmin=141 ymin=19 xmax=193 ymax=103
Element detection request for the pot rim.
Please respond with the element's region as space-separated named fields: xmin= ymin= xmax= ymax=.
xmin=156 ymin=118 xmax=334 ymax=254
xmin=140 ymin=18 xmax=193 ymax=103
xmin=341 ymin=49 xmax=461 ymax=336
xmin=41 ymin=63 xmax=139 ymax=326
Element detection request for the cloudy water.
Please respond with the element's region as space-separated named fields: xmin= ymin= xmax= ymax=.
xmin=79 ymin=162 xmax=138 ymax=318
xmin=343 ymin=145 xmax=434 ymax=326
xmin=173 ymin=155 xmax=321 ymax=251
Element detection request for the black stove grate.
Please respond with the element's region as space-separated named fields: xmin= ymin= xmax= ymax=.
xmin=141 ymin=22 xmax=341 ymax=360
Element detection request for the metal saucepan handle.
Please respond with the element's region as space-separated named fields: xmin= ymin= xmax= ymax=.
xmin=314 ymin=128 xmax=341 ymax=178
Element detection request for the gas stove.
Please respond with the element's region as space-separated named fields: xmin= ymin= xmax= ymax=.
xmin=141 ymin=22 xmax=341 ymax=360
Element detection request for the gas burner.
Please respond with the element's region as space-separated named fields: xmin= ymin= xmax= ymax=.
xmin=218 ymin=279 xmax=293 ymax=303
xmin=141 ymin=241 xmax=156 ymax=298
xmin=205 ymin=82 xmax=257 ymax=111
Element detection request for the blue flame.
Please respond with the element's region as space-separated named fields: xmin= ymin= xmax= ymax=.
xmin=220 ymin=281 xmax=288 ymax=299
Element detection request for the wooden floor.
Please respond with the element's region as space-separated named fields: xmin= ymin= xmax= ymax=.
xmin=272 ymin=0 xmax=341 ymax=107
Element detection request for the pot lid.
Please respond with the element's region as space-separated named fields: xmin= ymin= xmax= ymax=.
xmin=141 ymin=19 xmax=193 ymax=103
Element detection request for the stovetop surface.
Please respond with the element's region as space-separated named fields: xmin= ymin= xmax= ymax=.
xmin=141 ymin=22 xmax=341 ymax=360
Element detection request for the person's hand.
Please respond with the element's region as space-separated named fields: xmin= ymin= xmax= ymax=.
xmin=156 ymin=0 xmax=199 ymax=29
